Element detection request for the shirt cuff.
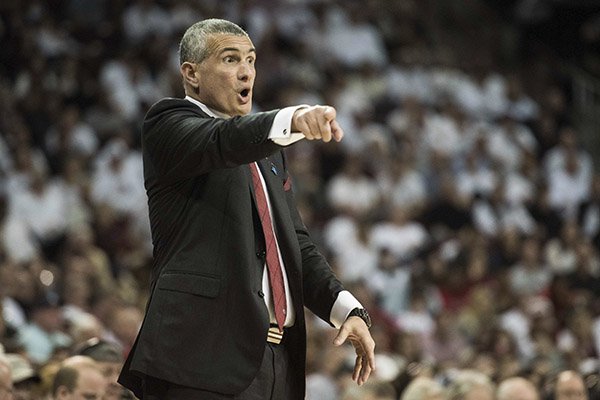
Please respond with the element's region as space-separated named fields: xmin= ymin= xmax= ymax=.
xmin=268 ymin=105 xmax=307 ymax=146
xmin=329 ymin=290 xmax=364 ymax=329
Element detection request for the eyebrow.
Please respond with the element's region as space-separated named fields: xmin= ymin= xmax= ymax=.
xmin=219 ymin=47 xmax=256 ymax=55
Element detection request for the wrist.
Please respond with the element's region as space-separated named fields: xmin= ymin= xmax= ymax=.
xmin=347 ymin=307 xmax=372 ymax=329
xmin=290 ymin=106 xmax=309 ymax=133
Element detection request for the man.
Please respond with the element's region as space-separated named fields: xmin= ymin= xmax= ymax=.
xmin=341 ymin=380 xmax=397 ymax=400
xmin=496 ymin=377 xmax=539 ymax=400
xmin=0 ymin=356 xmax=13 ymax=400
xmin=446 ymin=370 xmax=495 ymax=400
xmin=400 ymin=377 xmax=444 ymax=400
xmin=52 ymin=357 xmax=106 ymax=400
xmin=554 ymin=370 xmax=588 ymax=400
xmin=118 ymin=18 xmax=375 ymax=399
xmin=75 ymin=338 xmax=134 ymax=399
xmin=4 ymin=353 xmax=40 ymax=400
xmin=17 ymin=296 xmax=71 ymax=365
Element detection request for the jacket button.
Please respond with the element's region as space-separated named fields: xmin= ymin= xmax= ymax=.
xmin=256 ymin=250 xmax=266 ymax=258
xmin=257 ymin=290 xmax=265 ymax=298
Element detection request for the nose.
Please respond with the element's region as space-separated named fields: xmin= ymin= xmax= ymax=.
xmin=238 ymin=62 xmax=255 ymax=82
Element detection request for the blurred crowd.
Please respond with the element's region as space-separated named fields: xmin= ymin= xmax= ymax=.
xmin=0 ymin=0 xmax=598 ymax=399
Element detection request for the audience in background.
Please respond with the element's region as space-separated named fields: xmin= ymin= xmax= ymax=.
xmin=0 ymin=1 xmax=598 ymax=399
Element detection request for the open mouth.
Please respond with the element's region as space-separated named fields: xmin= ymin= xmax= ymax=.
xmin=238 ymin=88 xmax=251 ymax=105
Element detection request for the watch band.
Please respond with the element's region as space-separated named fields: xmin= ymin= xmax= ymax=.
xmin=347 ymin=307 xmax=372 ymax=329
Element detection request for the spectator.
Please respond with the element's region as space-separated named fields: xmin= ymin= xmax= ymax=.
xmin=322 ymin=4 xmax=388 ymax=69
xmin=0 ymin=355 xmax=13 ymax=400
xmin=544 ymin=127 xmax=593 ymax=219
xmin=323 ymin=216 xmax=378 ymax=283
xmin=17 ymin=295 xmax=71 ymax=365
xmin=369 ymin=206 xmax=428 ymax=263
xmin=90 ymin=138 xmax=145 ymax=219
xmin=74 ymin=338 xmax=133 ymax=400
xmin=367 ymin=249 xmax=411 ymax=316
xmin=509 ymin=236 xmax=552 ymax=297
xmin=497 ymin=376 xmax=540 ymax=400
xmin=387 ymin=156 xmax=428 ymax=214
xmin=556 ymin=308 xmax=598 ymax=363
xmin=545 ymin=219 xmax=582 ymax=275
xmin=8 ymin=167 xmax=70 ymax=262
xmin=5 ymin=353 xmax=40 ymax=400
xmin=554 ymin=370 xmax=588 ymax=400
xmin=340 ymin=379 xmax=396 ymax=400
xmin=104 ymin=306 xmax=142 ymax=357
xmin=52 ymin=356 xmax=106 ymax=400
xmin=44 ymin=105 xmax=98 ymax=172
xmin=121 ymin=0 xmax=172 ymax=44
xmin=399 ymin=376 xmax=444 ymax=400
xmin=326 ymin=154 xmax=381 ymax=217
xmin=446 ymin=369 xmax=495 ymax=400
xmin=421 ymin=312 xmax=468 ymax=369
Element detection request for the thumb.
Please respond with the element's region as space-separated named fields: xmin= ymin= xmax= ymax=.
xmin=333 ymin=327 xmax=349 ymax=346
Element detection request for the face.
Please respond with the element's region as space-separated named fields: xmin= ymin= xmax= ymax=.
xmin=464 ymin=386 xmax=494 ymax=400
xmin=183 ymin=34 xmax=256 ymax=117
xmin=97 ymin=361 xmax=123 ymax=400
xmin=58 ymin=369 xmax=106 ymax=400
xmin=0 ymin=365 xmax=12 ymax=400
xmin=556 ymin=376 xmax=588 ymax=400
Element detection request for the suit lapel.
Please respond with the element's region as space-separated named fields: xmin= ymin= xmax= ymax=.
xmin=255 ymin=158 xmax=302 ymax=298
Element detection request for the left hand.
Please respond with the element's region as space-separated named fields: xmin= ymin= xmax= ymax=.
xmin=333 ymin=316 xmax=376 ymax=385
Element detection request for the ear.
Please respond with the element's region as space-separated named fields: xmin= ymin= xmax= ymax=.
xmin=56 ymin=385 xmax=70 ymax=399
xmin=180 ymin=62 xmax=200 ymax=93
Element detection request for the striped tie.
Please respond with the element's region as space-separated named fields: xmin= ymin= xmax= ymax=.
xmin=248 ymin=162 xmax=287 ymax=331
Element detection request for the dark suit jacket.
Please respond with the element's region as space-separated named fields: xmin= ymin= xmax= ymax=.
xmin=118 ymin=98 xmax=345 ymax=399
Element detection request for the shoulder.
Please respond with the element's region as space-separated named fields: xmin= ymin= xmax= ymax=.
xmin=145 ymin=97 xmax=210 ymax=122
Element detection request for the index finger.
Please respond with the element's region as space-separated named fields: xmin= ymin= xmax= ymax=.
xmin=330 ymin=119 xmax=344 ymax=142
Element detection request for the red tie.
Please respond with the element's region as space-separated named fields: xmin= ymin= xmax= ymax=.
xmin=248 ymin=162 xmax=287 ymax=331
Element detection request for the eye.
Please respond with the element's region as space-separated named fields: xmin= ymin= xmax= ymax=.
xmin=247 ymin=57 xmax=255 ymax=65
xmin=223 ymin=55 xmax=237 ymax=64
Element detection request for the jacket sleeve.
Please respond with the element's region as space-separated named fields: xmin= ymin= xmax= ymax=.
xmin=143 ymin=102 xmax=281 ymax=183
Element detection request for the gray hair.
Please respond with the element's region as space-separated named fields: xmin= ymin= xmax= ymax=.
xmin=446 ymin=370 xmax=495 ymax=400
xmin=401 ymin=377 xmax=444 ymax=400
xmin=179 ymin=19 xmax=249 ymax=65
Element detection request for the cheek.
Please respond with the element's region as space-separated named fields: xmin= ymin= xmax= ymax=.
xmin=209 ymin=74 xmax=235 ymax=96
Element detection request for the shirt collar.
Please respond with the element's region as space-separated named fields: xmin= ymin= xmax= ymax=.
xmin=184 ymin=95 xmax=231 ymax=119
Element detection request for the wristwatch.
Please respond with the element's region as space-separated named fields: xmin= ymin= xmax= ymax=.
xmin=347 ymin=307 xmax=372 ymax=329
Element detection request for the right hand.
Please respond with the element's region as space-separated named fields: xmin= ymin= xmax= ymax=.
xmin=291 ymin=105 xmax=344 ymax=143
